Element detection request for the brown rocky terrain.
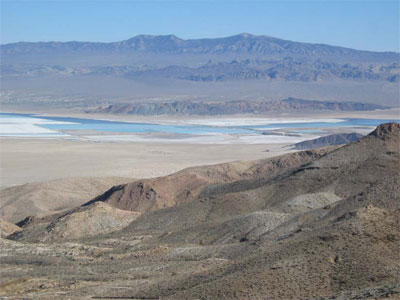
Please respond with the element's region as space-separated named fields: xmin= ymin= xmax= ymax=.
xmin=0 ymin=219 xmax=21 ymax=238
xmin=0 ymin=177 xmax=133 ymax=223
xmin=0 ymin=123 xmax=399 ymax=299
xmin=85 ymin=148 xmax=332 ymax=213
xmin=11 ymin=202 xmax=140 ymax=243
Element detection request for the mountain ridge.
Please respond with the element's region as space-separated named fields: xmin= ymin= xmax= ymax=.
xmin=3 ymin=33 xmax=399 ymax=55
xmin=2 ymin=33 xmax=399 ymax=62
xmin=292 ymin=132 xmax=365 ymax=150
xmin=2 ymin=33 xmax=399 ymax=107
xmin=89 ymin=97 xmax=387 ymax=115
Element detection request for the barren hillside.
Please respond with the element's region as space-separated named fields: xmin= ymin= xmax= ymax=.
xmin=0 ymin=177 xmax=133 ymax=223
xmin=1 ymin=123 xmax=399 ymax=299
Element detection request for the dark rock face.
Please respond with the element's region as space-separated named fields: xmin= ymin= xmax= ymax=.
xmin=292 ymin=133 xmax=365 ymax=150
xmin=369 ymin=122 xmax=400 ymax=139
xmin=89 ymin=97 xmax=386 ymax=116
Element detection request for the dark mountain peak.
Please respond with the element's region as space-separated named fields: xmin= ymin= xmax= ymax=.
xmin=369 ymin=122 xmax=400 ymax=139
xmin=119 ymin=34 xmax=185 ymax=51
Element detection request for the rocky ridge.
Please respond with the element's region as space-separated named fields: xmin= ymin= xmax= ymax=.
xmin=89 ymin=97 xmax=387 ymax=115
xmin=292 ymin=132 xmax=364 ymax=150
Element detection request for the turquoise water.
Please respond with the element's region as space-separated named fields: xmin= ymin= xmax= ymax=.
xmin=0 ymin=113 xmax=251 ymax=135
xmin=0 ymin=112 xmax=398 ymax=135
xmin=242 ymin=118 xmax=400 ymax=130
xmin=294 ymin=129 xmax=326 ymax=134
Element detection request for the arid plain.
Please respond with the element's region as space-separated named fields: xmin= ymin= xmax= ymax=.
xmin=0 ymin=138 xmax=285 ymax=189
xmin=2 ymin=109 xmax=398 ymax=189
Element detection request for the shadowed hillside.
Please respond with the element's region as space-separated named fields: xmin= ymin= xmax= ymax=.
xmin=292 ymin=132 xmax=364 ymax=149
xmin=84 ymin=148 xmax=331 ymax=213
xmin=0 ymin=177 xmax=133 ymax=223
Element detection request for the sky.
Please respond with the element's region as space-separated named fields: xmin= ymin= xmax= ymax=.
xmin=1 ymin=0 xmax=399 ymax=52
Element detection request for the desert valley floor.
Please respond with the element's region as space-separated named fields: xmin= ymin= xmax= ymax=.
xmin=0 ymin=110 xmax=399 ymax=299
xmin=1 ymin=109 xmax=398 ymax=188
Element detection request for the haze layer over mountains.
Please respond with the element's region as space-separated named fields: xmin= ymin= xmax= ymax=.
xmin=1 ymin=34 xmax=399 ymax=109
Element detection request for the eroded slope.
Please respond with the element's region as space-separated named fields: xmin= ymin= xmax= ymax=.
xmin=1 ymin=123 xmax=399 ymax=299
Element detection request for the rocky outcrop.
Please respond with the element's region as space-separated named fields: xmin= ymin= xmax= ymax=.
xmin=85 ymin=149 xmax=331 ymax=213
xmin=0 ymin=219 xmax=21 ymax=238
xmin=0 ymin=177 xmax=133 ymax=223
xmin=292 ymin=132 xmax=364 ymax=150
xmin=9 ymin=202 xmax=140 ymax=242
xmin=368 ymin=122 xmax=400 ymax=139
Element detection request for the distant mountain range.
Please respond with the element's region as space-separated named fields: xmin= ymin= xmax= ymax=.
xmin=3 ymin=57 xmax=399 ymax=83
xmin=1 ymin=34 xmax=399 ymax=108
xmin=2 ymin=33 xmax=399 ymax=62
xmin=89 ymin=97 xmax=387 ymax=115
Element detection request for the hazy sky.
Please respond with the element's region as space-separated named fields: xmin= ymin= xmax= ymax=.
xmin=1 ymin=0 xmax=399 ymax=52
